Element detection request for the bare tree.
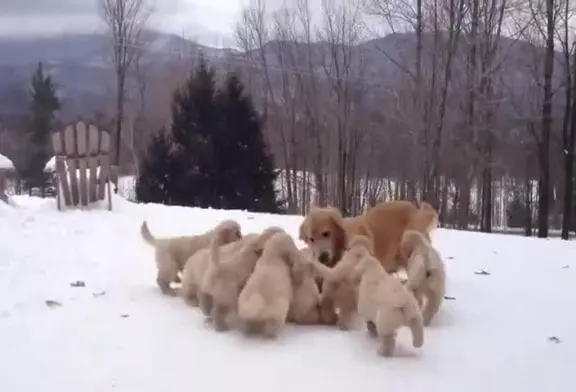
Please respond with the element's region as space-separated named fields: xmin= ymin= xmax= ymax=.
xmin=122 ymin=33 xmax=152 ymax=180
xmin=296 ymin=0 xmax=328 ymax=207
xmin=319 ymin=0 xmax=367 ymax=215
xmin=424 ymin=0 xmax=466 ymax=208
xmin=525 ymin=0 xmax=558 ymax=237
xmin=100 ymin=0 xmax=151 ymax=186
xmin=557 ymin=0 xmax=576 ymax=239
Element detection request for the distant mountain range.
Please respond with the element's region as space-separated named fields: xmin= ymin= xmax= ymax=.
xmin=0 ymin=30 xmax=236 ymax=118
xmin=0 ymin=29 xmax=553 ymax=121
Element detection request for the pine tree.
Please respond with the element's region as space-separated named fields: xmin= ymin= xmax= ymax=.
xmin=135 ymin=127 xmax=174 ymax=204
xmin=135 ymin=61 xmax=280 ymax=212
xmin=214 ymin=73 xmax=280 ymax=213
xmin=26 ymin=62 xmax=60 ymax=194
xmin=169 ymin=56 xmax=220 ymax=207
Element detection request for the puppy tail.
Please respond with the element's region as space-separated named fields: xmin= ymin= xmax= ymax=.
xmin=140 ymin=221 xmax=156 ymax=247
xmin=209 ymin=232 xmax=223 ymax=270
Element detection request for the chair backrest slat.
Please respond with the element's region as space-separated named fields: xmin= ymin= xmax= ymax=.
xmin=51 ymin=121 xmax=112 ymax=208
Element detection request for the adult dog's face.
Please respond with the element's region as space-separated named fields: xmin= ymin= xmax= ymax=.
xmin=298 ymin=207 xmax=347 ymax=267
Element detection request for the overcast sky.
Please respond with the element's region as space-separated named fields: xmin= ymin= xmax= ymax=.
xmin=0 ymin=0 xmax=296 ymax=47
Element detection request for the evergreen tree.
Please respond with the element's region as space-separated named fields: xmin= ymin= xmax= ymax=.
xmin=214 ymin=73 xmax=280 ymax=213
xmin=169 ymin=56 xmax=220 ymax=207
xmin=135 ymin=127 xmax=175 ymax=204
xmin=136 ymin=60 xmax=280 ymax=212
xmin=26 ymin=62 xmax=60 ymax=193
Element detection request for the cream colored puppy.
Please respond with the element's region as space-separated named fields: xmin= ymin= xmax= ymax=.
xmin=400 ymin=230 xmax=446 ymax=326
xmin=354 ymin=241 xmax=424 ymax=357
xmin=286 ymin=249 xmax=325 ymax=325
xmin=310 ymin=235 xmax=375 ymax=330
xmin=180 ymin=224 xmax=247 ymax=305
xmin=237 ymin=232 xmax=306 ymax=338
xmin=141 ymin=219 xmax=242 ymax=295
xmin=200 ymin=226 xmax=285 ymax=331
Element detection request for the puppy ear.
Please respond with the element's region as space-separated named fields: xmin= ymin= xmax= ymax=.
xmin=329 ymin=213 xmax=347 ymax=264
xmin=298 ymin=218 xmax=309 ymax=242
xmin=288 ymin=253 xmax=310 ymax=286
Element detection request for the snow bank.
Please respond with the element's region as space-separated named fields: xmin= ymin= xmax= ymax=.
xmin=0 ymin=153 xmax=15 ymax=170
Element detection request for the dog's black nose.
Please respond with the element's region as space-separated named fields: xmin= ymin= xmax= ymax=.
xmin=318 ymin=252 xmax=332 ymax=266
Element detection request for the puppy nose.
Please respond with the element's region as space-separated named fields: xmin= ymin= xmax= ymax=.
xmin=318 ymin=252 xmax=331 ymax=266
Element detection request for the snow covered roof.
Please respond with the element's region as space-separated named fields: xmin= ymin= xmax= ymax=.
xmin=0 ymin=153 xmax=15 ymax=171
xmin=44 ymin=156 xmax=56 ymax=172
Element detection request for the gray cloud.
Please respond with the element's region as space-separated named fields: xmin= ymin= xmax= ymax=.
xmin=0 ymin=0 xmax=182 ymax=16
xmin=0 ymin=0 xmax=97 ymax=16
xmin=0 ymin=0 xmax=237 ymax=43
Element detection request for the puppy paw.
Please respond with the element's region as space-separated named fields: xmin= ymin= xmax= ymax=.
xmin=184 ymin=297 xmax=199 ymax=307
xmin=160 ymin=287 xmax=177 ymax=297
xmin=337 ymin=320 xmax=351 ymax=331
xmin=366 ymin=321 xmax=378 ymax=337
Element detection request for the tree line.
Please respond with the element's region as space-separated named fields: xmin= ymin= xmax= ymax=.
xmin=228 ymin=0 xmax=576 ymax=239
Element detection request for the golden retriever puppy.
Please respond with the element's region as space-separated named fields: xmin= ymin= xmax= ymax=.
xmin=310 ymin=235 xmax=375 ymax=330
xmin=354 ymin=250 xmax=425 ymax=357
xmin=293 ymin=248 xmax=338 ymax=326
xmin=299 ymin=200 xmax=438 ymax=274
xmin=400 ymin=230 xmax=446 ymax=326
xmin=237 ymin=232 xmax=307 ymax=338
xmin=287 ymin=256 xmax=323 ymax=325
xmin=141 ymin=219 xmax=242 ymax=295
xmin=180 ymin=233 xmax=250 ymax=307
xmin=199 ymin=226 xmax=285 ymax=331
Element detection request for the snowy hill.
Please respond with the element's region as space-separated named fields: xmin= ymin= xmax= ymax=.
xmin=0 ymin=195 xmax=575 ymax=391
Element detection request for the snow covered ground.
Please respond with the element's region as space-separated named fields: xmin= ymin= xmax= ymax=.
xmin=0 ymin=194 xmax=575 ymax=392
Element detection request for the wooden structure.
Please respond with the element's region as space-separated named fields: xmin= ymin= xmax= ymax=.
xmin=0 ymin=154 xmax=16 ymax=204
xmin=51 ymin=121 xmax=114 ymax=211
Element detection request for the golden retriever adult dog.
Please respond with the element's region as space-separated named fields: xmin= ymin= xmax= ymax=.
xmin=199 ymin=226 xmax=285 ymax=331
xmin=237 ymin=232 xmax=309 ymax=338
xmin=310 ymin=235 xmax=375 ymax=330
xmin=354 ymin=243 xmax=425 ymax=357
xmin=299 ymin=200 xmax=438 ymax=273
xmin=409 ymin=201 xmax=439 ymax=240
xmin=400 ymin=230 xmax=446 ymax=326
xmin=141 ymin=219 xmax=242 ymax=295
xmin=299 ymin=206 xmax=372 ymax=267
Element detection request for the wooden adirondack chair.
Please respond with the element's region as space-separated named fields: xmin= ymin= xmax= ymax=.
xmin=51 ymin=121 xmax=114 ymax=211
